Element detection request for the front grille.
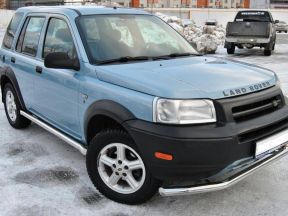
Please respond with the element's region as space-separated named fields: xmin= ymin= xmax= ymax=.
xmin=238 ymin=117 xmax=288 ymax=144
xmin=232 ymin=95 xmax=283 ymax=122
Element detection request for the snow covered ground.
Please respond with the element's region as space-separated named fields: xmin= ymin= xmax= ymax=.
xmin=0 ymin=29 xmax=288 ymax=216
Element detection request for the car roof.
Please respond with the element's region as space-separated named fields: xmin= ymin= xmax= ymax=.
xmin=17 ymin=6 xmax=150 ymax=16
xmin=237 ymin=10 xmax=269 ymax=12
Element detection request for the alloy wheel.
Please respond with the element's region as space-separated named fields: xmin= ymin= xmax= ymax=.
xmin=97 ymin=143 xmax=146 ymax=194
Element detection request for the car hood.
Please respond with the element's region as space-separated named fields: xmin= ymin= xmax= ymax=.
xmin=95 ymin=56 xmax=276 ymax=99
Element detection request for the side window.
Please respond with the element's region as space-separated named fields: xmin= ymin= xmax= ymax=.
xmin=2 ymin=12 xmax=24 ymax=49
xmin=17 ymin=17 xmax=45 ymax=56
xmin=43 ymin=18 xmax=77 ymax=59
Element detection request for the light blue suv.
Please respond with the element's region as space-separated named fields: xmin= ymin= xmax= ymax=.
xmin=1 ymin=6 xmax=288 ymax=205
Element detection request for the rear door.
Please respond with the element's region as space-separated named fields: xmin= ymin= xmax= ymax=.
xmin=7 ymin=15 xmax=46 ymax=109
xmin=0 ymin=12 xmax=24 ymax=67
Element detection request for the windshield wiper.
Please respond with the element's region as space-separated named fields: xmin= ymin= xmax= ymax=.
xmin=153 ymin=52 xmax=202 ymax=60
xmin=97 ymin=53 xmax=201 ymax=65
xmin=97 ymin=56 xmax=150 ymax=65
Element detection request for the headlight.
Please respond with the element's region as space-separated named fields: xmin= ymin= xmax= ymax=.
xmin=275 ymin=74 xmax=287 ymax=97
xmin=153 ymin=98 xmax=216 ymax=124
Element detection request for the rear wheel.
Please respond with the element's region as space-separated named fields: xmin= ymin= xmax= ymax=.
xmin=3 ymin=83 xmax=31 ymax=129
xmin=227 ymin=45 xmax=235 ymax=54
xmin=264 ymin=49 xmax=272 ymax=56
xmin=86 ymin=129 xmax=160 ymax=205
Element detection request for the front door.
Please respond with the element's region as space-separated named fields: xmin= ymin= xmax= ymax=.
xmin=32 ymin=17 xmax=81 ymax=139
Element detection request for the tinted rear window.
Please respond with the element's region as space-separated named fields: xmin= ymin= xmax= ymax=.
xmin=2 ymin=12 xmax=24 ymax=49
xmin=235 ymin=11 xmax=272 ymax=22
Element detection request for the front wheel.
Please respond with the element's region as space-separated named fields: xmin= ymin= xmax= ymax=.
xmin=86 ymin=129 xmax=160 ymax=205
xmin=3 ymin=83 xmax=31 ymax=129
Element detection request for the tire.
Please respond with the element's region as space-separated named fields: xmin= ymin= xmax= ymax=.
xmin=285 ymin=31 xmax=287 ymax=33
xmin=227 ymin=45 xmax=235 ymax=54
xmin=264 ymin=49 xmax=272 ymax=56
xmin=3 ymin=83 xmax=31 ymax=129
xmin=86 ymin=129 xmax=161 ymax=205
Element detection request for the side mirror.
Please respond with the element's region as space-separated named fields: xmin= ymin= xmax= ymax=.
xmin=44 ymin=52 xmax=80 ymax=71
xmin=275 ymin=20 xmax=279 ymax=24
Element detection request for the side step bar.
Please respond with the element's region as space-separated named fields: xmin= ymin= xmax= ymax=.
xmin=20 ymin=111 xmax=87 ymax=156
xmin=159 ymin=144 xmax=288 ymax=196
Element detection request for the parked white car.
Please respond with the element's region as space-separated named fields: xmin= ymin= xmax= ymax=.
xmin=276 ymin=21 xmax=288 ymax=33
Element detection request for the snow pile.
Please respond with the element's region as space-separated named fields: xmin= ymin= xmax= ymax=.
xmin=193 ymin=25 xmax=226 ymax=54
xmin=155 ymin=12 xmax=226 ymax=54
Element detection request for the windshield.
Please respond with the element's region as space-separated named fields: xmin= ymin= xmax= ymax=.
xmin=77 ymin=14 xmax=197 ymax=64
xmin=235 ymin=11 xmax=272 ymax=22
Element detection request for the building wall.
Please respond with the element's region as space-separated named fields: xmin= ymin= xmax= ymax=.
xmin=3 ymin=0 xmax=288 ymax=10
xmin=197 ymin=0 xmax=250 ymax=9
xmin=6 ymin=0 xmax=65 ymax=9
xmin=197 ymin=0 xmax=207 ymax=7
xmin=244 ymin=0 xmax=250 ymax=8
xmin=270 ymin=0 xmax=288 ymax=8
xmin=140 ymin=0 xmax=148 ymax=7
xmin=0 ymin=0 xmax=8 ymax=9
xmin=181 ymin=0 xmax=191 ymax=7
xmin=168 ymin=0 xmax=181 ymax=7
xmin=190 ymin=0 xmax=197 ymax=7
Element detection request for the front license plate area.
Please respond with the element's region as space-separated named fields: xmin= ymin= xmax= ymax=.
xmin=256 ymin=129 xmax=288 ymax=158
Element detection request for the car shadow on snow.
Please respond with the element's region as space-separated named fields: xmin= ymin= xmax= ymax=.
xmin=13 ymin=166 xmax=79 ymax=187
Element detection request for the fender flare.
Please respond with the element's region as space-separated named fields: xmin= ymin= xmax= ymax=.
xmin=0 ymin=66 xmax=27 ymax=110
xmin=84 ymin=100 xmax=136 ymax=140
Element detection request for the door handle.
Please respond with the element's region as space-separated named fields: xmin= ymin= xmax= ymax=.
xmin=36 ymin=66 xmax=42 ymax=74
xmin=11 ymin=57 xmax=15 ymax=63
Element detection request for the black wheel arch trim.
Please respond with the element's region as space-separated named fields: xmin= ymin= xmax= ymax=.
xmin=84 ymin=100 xmax=136 ymax=142
xmin=0 ymin=66 xmax=27 ymax=110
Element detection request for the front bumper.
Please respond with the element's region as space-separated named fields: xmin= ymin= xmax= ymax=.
xmin=159 ymin=144 xmax=288 ymax=196
xmin=124 ymin=87 xmax=288 ymax=184
xmin=125 ymin=112 xmax=288 ymax=182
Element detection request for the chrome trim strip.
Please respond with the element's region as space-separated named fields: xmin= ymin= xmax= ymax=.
xmin=20 ymin=111 xmax=87 ymax=156
xmin=225 ymin=37 xmax=270 ymax=43
xmin=159 ymin=144 xmax=288 ymax=196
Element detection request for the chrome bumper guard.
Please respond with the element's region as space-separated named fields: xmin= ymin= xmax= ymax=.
xmin=159 ymin=144 xmax=288 ymax=197
xmin=20 ymin=111 xmax=87 ymax=155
